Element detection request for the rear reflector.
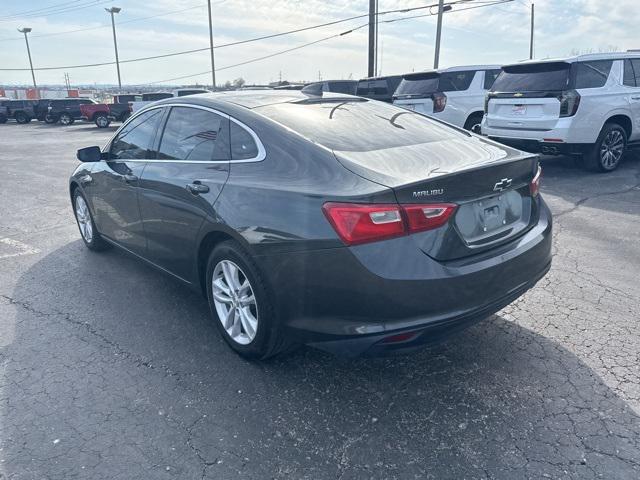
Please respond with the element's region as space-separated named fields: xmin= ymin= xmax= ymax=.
xmin=542 ymin=138 xmax=564 ymax=143
xmin=323 ymin=202 xmax=457 ymax=246
xmin=381 ymin=331 xmax=420 ymax=344
xmin=530 ymin=166 xmax=542 ymax=197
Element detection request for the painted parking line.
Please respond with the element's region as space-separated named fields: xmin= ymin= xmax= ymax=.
xmin=0 ymin=237 xmax=40 ymax=259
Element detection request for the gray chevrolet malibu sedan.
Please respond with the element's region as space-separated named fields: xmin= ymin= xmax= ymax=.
xmin=70 ymin=91 xmax=552 ymax=359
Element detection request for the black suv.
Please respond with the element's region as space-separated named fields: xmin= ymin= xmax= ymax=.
xmin=46 ymin=98 xmax=97 ymax=125
xmin=0 ymin=105 xmax=7 ymax=124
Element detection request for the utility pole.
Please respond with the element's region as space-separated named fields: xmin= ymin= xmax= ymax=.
xmin=433 ymin=0 xmax=445 ymax=69
xmin=374 ymin=0 xmax=379 ymax=76
xmin=529 ymin=3 xmax=535 ymax=59
xmin=105 ymin=7 xmax=122 ymax=90
xmin=18 ymin=28 xmax=37 ymax=97
xmin=367 ymin=0 xmax=375 ymax=77
xmin=207 ymin=0 xmax=216 ymax=90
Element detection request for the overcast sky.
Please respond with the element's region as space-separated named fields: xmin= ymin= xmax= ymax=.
xmin=0 ymin=0 xmax=637 ymax=87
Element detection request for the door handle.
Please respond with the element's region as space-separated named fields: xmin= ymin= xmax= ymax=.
xmin=123 ymin=174 xmax=138 ymax=183
xmin=186 ymin=181 xmax=210 ymax=195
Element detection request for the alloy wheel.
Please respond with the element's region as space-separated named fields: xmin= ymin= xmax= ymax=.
xmin=212 ymin=260 xmax=258 ymax=345
xmin=75 ymin=195 xmax=93 ymax=243
xmin=599 ymin=129 xmax=624 ymax=170
xmin=96 ymin=116 xmax=109 ymax=128
xmin=60 ymin=114 xmax=72 ymax=125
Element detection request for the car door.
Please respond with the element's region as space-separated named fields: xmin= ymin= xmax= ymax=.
xmin=137 ymin=104 xmax=230 ymax=281
xmin=86 ymin=107 xmax=165 ymax=254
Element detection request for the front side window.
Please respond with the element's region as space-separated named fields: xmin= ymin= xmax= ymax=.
xmin=631 ymin=59 xmax=640 ymax=87
xmin=230 ymin=121 xmax=259 ymax=160
xmin=624 ymin=60 xmax=636 ymax=87
xmin=158 ymin=107 xmax=229 ymax=161
xmin=110 ymin=108 xmax=164 ymax=160
xmin=572 ymin=60 xmax=613 ymax=89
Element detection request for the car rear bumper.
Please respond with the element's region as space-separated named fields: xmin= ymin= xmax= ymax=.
xmin=255 ymin=198 xmax=553 ymax=357
xmin=486 ymin=137 xmax=592 ymax=156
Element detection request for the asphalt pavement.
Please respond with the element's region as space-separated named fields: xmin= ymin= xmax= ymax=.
xmin=0 ymin=121 xmax=639 ymax=479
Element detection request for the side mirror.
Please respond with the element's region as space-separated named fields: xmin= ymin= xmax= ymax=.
xmin=77 ymin=146 xmax=103 ymax=162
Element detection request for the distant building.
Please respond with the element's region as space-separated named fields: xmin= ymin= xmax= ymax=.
xmin=0 ymin=87 xmax=95 ymax=99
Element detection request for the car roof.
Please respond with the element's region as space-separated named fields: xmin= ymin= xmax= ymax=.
xmin=504 ymin=52 xmax=640 ymax=68
xmin=358 ymin=74 xmax=402 ymax=81
xmin=439 ymin=64 xmax=501 ymax=72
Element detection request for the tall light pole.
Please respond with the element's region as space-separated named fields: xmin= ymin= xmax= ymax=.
xmin=433 ymin=2 xmax=455 ymax=69
xmin=105 ymin=7 xmax=122 ymax=90
xmin=207 ymin=0 xmax=216 ymax=89
xmin=367 ymin=0 xmax=375 ymax=77
xmin=529 ymin=3 xmax=535 ymax=59
xmin=18 ymin=27 xmax=37 ymax=96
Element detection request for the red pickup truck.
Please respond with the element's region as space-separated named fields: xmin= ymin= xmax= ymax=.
xmin=80 ymin=94 xmax=140 ymax=128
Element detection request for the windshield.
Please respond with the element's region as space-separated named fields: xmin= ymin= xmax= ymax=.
xmin=492 ymin=62 xmax=571 ymax=92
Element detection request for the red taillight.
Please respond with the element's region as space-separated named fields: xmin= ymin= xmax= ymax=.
xmin=381 ymin=330 xmax=420 ymax=344
xmin=559 ymin=89 xmax=580 ymax=117
xmin=530 ymin=166 xmax=542 ymax=197
xmin=322 ymin=202 xmax=457 ymax=246
xmin=403 ymin=204 xmax=457 ymax=233
xmin=432 ymin=92 xmax=447 ymax=113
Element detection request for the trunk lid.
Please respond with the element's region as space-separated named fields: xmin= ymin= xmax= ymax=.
xmin=333 ymin=137 xmax=539 ymax=261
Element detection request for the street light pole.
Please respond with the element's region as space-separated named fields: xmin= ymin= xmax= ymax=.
xmin=18 ymin=28 xmax=37 ymax=96
xmin=105 ymin=7 xmax=122 ymax=90
xmin=207 ymin=0 xmax=216 ymax=90
xmin=529 ymin=3 xmax=535 ymax=59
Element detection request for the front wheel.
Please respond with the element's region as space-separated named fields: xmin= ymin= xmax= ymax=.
xmin=206 ymin=241 xmax=290 ymax=359
xmin=15 ymin=112 xmax=31 ymax=124
xmin=584 ymin=123 xmax=627 ymax=172
xmin=94 ymin=114 xmax=110 ymax=128
xmin=73 ymin=190 xmax=110 ymax=251
xmin=59 ymin=113 xmax=74 ymax=126
xmin=44 ymin=114 xmax=57 ymax=124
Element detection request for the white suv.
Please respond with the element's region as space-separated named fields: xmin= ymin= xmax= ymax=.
xmin=393 ymin=65 xmax=501 ymax=131
xmin=482 ymin=53 xmax=640 ymax=172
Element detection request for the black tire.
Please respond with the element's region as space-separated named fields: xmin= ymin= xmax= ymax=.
xmin=94 ymin=114 xmax=111 ymax=128
xmin=463 ymin=112 xmax=484 ymax=133
xmin=44 ymin=114 xmax=58 ymax=124
xmin=72 ymin=189 xmax=110 ymax=252
xmin=0 ymin=115 xmax=7 ymax=124
xmin=15 ymin=112 xmax=31 ymax=124
xmin=583 ymin=123 xmax=627 ymax=173
xmin=205 ymin=240 xmax=290 ymax=359
xmin=59 ymin=113 xmax=74 ymax=126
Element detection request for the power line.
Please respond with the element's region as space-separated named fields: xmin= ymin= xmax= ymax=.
xmin=0 ymin=0 xmax=89 ymax=20
xmin=146 ymin=0 xmax=513 ymax=85
xmin=0 ymin=0 xmax=113 ymax=22
xmin=0 ymin=0 xmax=474 ymax=71
xmin=0 ymin=3 xmax=223 ymax=42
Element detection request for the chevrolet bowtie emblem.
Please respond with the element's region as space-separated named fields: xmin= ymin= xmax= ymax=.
xmin=493 ymin=178 xmax=513 ymax=192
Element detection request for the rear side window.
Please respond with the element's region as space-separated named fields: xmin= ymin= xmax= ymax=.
xmin=356 ymin=80 xmax=388 ymax=96
xmin=492 ymin=62 xmax=571 ymax=92
xmin=439 ymin=71 xmax=475 ymax=91
xmin=483 ymin=69 xmax=501 ymax=89
xmin=158 ymin=106 xmax=229 ymax=161
xmin=230 ymin=122 xmax=259 ymax=160
xmin=110 ymin=108 xmax=164 ymax=160
xmin=572 ymin=60 xmax=613 ymax=89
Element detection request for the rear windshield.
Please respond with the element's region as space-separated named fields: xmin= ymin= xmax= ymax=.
xmin=492 ymin=62 xmax=571 ymax=92
xmin=395 ymin=70 xmax=476 ymax=97
xmin=257 ymin=99 xmax=458 ymax=153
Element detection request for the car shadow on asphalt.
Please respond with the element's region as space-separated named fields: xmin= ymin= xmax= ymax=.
xmin=2 ymin=240 xmax=640 ymax=478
